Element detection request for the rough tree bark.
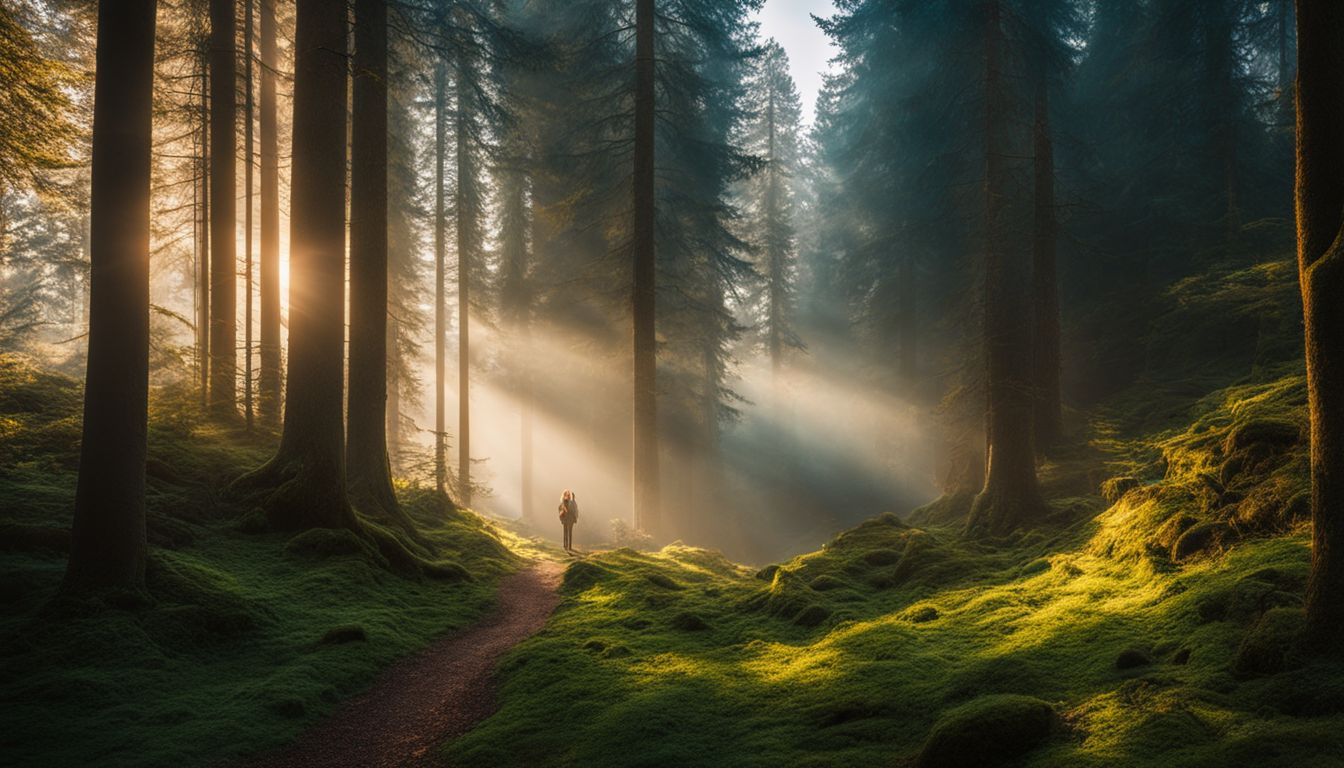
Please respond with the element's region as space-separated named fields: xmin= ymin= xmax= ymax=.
xmin=632 ymin=0 xmax=660 ymax=536
xmin=259 ymin=0 xmax=280 ymax=424
xmin=455 ymin=43 xmax=473 ymax=508
xmin=243 ymin=0 xmax=254 ymax=430
xmin=197 ymin=49 xmax=210 ymax=409
xmin=966 ymin=0 xmax=1046 ymax=538
xmin=1031 ymin=81 xmax=1061 ymax=449
xmin=347 ymin=0 xmax=406 ymax=528
xmin=209 ymin=0 xmax=236 ymax=416
xmin=1296 ymin=0 xmax=1344 ymax=648
xmin=765 ymin=88 xmax=783 ymax=375
xmin=433 ymin=60 xmax=448 ymax=503
xmin=64 ymin=0 xmax=158 ymax=592
xmin=235 ymin=0 xmax=356 ymax=530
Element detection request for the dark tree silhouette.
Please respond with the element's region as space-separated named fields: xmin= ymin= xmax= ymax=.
xmin=347 ymin=0 xmax=406 ymax=528
xmin=64 ymin=0 xmax=158 ymax=592
xmin=243 ymin=0 xmax=255 ymax=429
xmin=237 ymin=0 xmax=355 ymax=530
xmin=433 ymin=58 xmax=448 ymax=502
xmin=258 ymin=0 xmax=281 ymax=424
xmin=966 ymin=0 xmax=1045 ymax=537
xmin=632 ymin=0 xmax=659 ymax=536
xmin=1297 ymin=0 xmax=1344 ymax=647
xmin=1031 ymin=81 xmax=1061 ymax=449
xmin=208 ymin=0 xmax=236 ymax=415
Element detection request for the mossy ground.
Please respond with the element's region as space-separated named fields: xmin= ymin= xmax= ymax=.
xmin=445 ymin=260 xmax=1344 ymax=767
xmin=7 ymin=257 xmax=1344 ymax=767
xmin=0 ymin=354 xmax=523 ymax=766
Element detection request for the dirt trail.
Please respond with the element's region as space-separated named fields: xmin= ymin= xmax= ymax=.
xmin=251 ymin=561 xmax=564 ymax=768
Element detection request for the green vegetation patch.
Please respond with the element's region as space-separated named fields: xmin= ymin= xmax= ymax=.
xmin=447 ymin=344 xmax=1344 ymax=767
xmin=0 ymin=357 xmax=520 ymax=767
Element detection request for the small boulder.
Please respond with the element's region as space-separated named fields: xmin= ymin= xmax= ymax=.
xmin=793 ymin=604 xmax=831 ymax=627
xmin=1224 ymin=418 xmax=1302 ymax=454
xmin=1235 ymin=607 xmax=1306 ymax=677
xmin=908 ymin=605 xmax=940 ymax=624
xmin=916 ymin=695 xmax=1055 ymax=768
xmin=1152 ymin=513 xmax=1198 ymax=553
xmin=670 ymin=612 xmax=710 ymax=631
xmin=809 ymin=574 xmax=846 ymax=591
xmin=862 ymin=548 xmax=902 ymax=566
xmin=317 ymin=625 xmax=367 ymax=645
xmin=1115 ymin=648 xmax=1152 ymax=670
xmin=1171 ymin=521 xmax=1232 ymax=562
xmin=1101 ymin=476 xmax=1141 ymax=503
xmin=645 ymin=572 xmax=683 ymax=590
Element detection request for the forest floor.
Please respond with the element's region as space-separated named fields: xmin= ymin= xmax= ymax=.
xmin=7 ymin=256 xmax=1344 ymax=767
xmin=0 ymin=355 xmax=534 ymax=767
xmin=437 ymin=258 xmax=1344 ymax=767
xmin=251 ymin=561 xmax=564 ymax=768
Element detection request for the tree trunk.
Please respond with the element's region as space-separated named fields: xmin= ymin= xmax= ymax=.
xmin=259 ymin=0 xmax=280 ymax=424
xmin=1297 ymin=0 xmax=1344 ymax=648
xmin=198 ymin=48 xmax=210 ymax=408
xmin=1031 ymin=81 xmax=1061 ymax=449
xmin=64 ymin=0 xmax=157 ymax=592
xmin=633 ymin=0 xmax=660 ymax=536
xmin=434 ymin=60 xmax=448 ymax=503
xmin=237 ymin=0 xmax=355 ymax=531
xmin=765 ymin=88 xmax=783 ymax=375
xmin=966 ymin=0 xmax=1045 ymax=538
xmin=347 ymin=0 xmax=404 ymax=526
xmin=455 ymin=49 xmax=473 ymax=508
xmin=209 ymin=0 xmax=237 ymax=416
xmin=243 ymin=0 xmax=254 ymax=430
xmin=387 ymin=315 xmax=401 ymax=471
xmin=521 ymin=357 xmax=533 ymax=521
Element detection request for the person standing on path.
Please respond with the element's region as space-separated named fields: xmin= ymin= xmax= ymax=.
xmin=558 ymin=489 xmax=578 ymax=553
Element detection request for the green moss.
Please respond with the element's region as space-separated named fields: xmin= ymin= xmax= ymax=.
xmin=446 ymin=311 xmax=1344 ymax=767
xmin=916 ymin=695 xmax=1055 ymax=768
xmin=0 ymin=358 xmax=518 ymax=767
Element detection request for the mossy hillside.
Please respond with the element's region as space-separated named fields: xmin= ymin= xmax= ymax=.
xmin=1090 ymin=368 xmax=1309 ymax=567
xmin=447 ymin=373 xmax=1344 ymax=767
xmin=0 ymin=355 xmax=522 ymax=767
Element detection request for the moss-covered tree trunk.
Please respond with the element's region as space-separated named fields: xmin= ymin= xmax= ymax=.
xmin=633 ymin=0 xmax=660 ymax=537
xmin=237 ymin=0 xmax=355 ymax=531
xmin=1031 ymin=81 xmax=1061 ymax=450
xmin=64 ymin=0 xmax=158 ymax=592
xmin=258 ymin=0 xmax=281 ymax=425
xmin=347 ymin=0 xmax=405 ymax=528
xmin=208 ymin=0 xmax=236 ymax=416
xmin=966 ymin=0 xmax=1045 ymax=538
xmin=1296 ymin=0 xmax=1344 ymax=647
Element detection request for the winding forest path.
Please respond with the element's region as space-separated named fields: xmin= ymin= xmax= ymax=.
xmin=251 ymin=560 xmax=565 ymax=768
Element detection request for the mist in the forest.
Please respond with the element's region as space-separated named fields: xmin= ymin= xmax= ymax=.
xmin=405 ymin=314 xmax=938 ymax=564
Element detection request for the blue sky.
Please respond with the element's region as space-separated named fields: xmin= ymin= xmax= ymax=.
xmin=754 ymin=0 xmax=838 ymax=124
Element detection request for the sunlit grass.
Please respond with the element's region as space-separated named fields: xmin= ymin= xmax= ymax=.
xmin=445 ymin=317 xmax=1344 ymax=767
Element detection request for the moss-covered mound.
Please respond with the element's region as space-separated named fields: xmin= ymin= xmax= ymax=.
xmin=916 ymin=695 xmax=1055 ymax=768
